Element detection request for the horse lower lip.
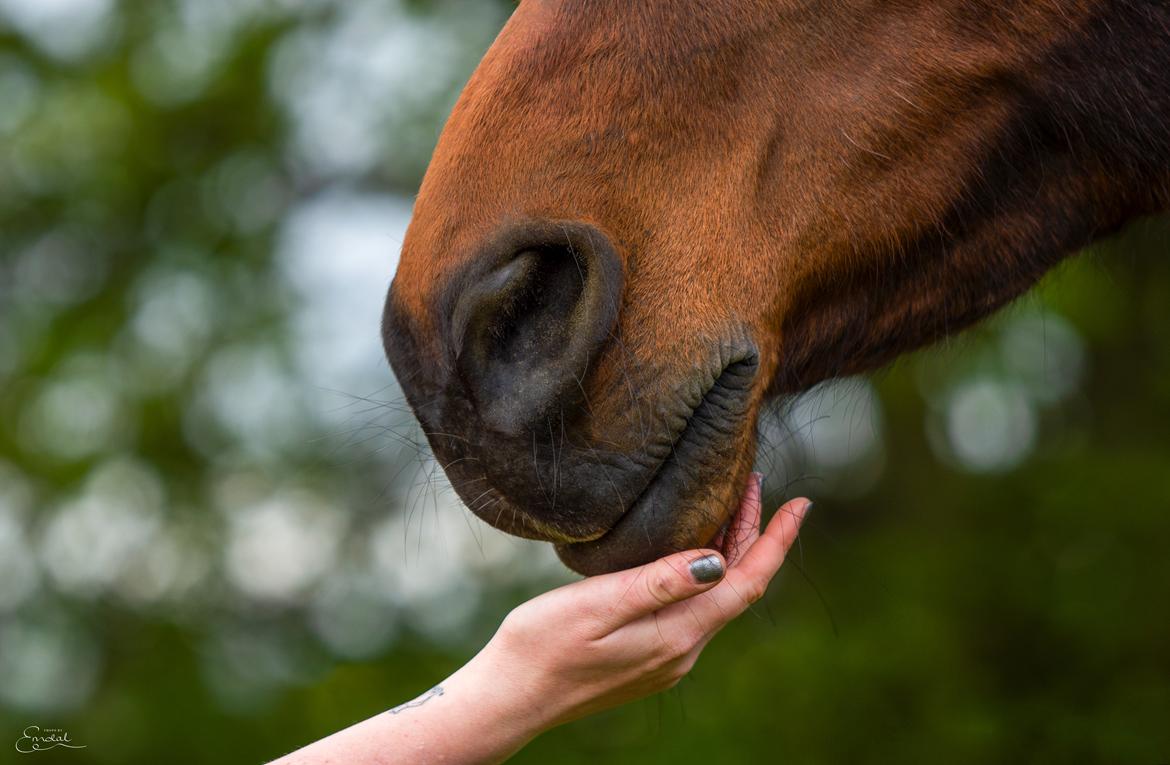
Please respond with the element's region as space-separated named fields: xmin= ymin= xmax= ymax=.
xmin=553 ymin=466 xmax=678 ymax=574
xmin=554 ymin=431 xmax=739 ymax=574
xmin=556 ymin=349 xmax=759 ymax=574
xmin=558 ymin=379 xmax=713 ymax=557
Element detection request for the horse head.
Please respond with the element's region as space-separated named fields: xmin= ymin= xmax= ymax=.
xmin=383 ymin=0 xmax=1170 ymax=574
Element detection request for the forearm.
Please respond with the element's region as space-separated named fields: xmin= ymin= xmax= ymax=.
xmin=270 ymin=647 xmax=551 ymax=765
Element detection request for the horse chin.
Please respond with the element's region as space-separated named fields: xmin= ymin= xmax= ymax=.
xmin=554 ymin=352 xmax=761 ymax=575
xmin=553 ymin=462 xmax=752 ymax=575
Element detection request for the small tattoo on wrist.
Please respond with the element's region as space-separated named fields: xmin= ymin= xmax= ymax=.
xmin=388 ymin=685 xmax=444 ymax=715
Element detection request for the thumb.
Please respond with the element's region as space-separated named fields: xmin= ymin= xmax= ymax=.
xmin=592 ymin=548 xmax=727 ymax=628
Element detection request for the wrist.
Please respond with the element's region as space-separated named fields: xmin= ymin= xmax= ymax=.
xmin=438 ymin=642 xmax=557 ymax=762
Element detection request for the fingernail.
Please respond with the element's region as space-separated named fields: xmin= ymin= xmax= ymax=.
xmin=690 ymin=554 xmax=724 ymax=584
xmin=751 ymin=472 xmax=764 ymax=491
xmin=800 ymin=501 xmax=814 ymax=520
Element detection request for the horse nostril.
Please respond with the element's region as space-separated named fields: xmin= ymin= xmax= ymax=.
xmin=450 ymin=220 xmax=624 ymax=435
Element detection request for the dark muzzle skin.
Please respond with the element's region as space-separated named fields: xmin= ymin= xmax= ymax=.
xmin=382 ymin=219 xmax=761 ymax=573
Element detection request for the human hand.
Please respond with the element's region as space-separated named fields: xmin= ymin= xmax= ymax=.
xmin=465 ymin=474 xmax=812 ymax=738
xmin=270 ymin=475 xmax=810 ymax=765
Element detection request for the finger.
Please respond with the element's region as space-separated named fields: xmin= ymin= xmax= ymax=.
xmin=592 ymin=548 xmax=728 ymax=629
xmin=724 ymin=472 xmax=763 ymax=567
xmin=657 ymin=497 xmax=812 ymax=632
xmin=728 ymin=496 xmax=810 ymax=591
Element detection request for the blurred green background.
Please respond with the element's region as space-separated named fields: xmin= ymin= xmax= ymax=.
xmin=1 ymin=1 xmax=1168 ymax=763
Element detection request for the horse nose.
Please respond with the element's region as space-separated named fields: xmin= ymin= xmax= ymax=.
xmin=449 ymin=220 xmax=624 ymax=435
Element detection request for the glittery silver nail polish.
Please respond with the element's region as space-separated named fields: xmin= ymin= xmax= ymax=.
xmin=690 ymin=554 xmax=724 ymax=583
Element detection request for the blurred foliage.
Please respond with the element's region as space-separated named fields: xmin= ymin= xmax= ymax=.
xmin=1 ymin=1 xmax=1168 ymax=764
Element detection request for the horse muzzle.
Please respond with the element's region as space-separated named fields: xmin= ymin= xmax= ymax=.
xmin=383 ymin=218 xmax=761 ymax=573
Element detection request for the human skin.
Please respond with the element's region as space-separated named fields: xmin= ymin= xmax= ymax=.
xmin=270 ymin=475 xmax=810 ymax=764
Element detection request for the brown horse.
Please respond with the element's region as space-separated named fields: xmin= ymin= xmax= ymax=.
xmin=382 ymin=0 xmax=1170 ymax=575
